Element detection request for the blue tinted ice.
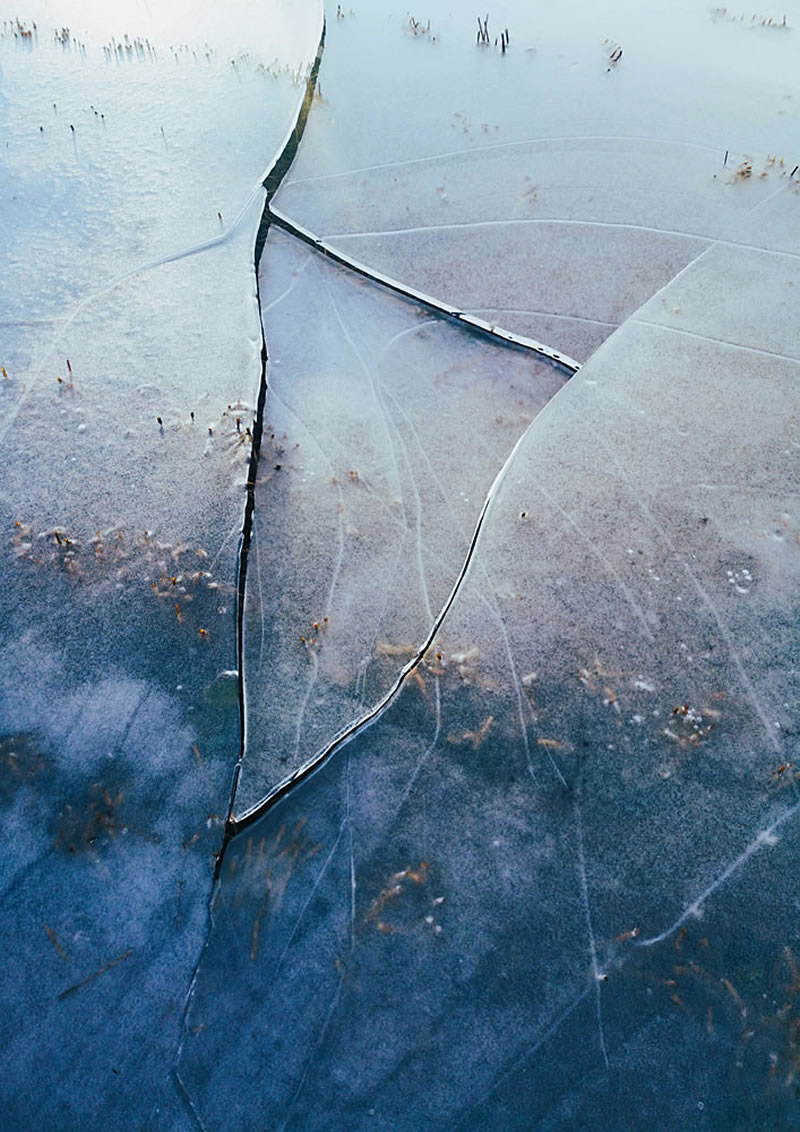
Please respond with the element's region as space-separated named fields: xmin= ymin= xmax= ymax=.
xmin=179 ymin=2 xmax=799 ymax=1126
xmin=275 ymin=0 xmax=799 ymax=360
xmin=234 ymin=225 xmax=567 ymax=816
xmin=0 ymin=1 xmax=321 ymax=1123
xmin=2 ymin=0 xmax=799 ymax=1126
xmin=180 ymin=182 xmax=800 ymax=1128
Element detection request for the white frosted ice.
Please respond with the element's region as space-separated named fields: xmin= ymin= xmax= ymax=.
xmin=276 ymin=0 xmax=800 ymax=358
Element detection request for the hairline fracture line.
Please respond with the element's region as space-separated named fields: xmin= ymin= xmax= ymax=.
xmin=638 ymin=796 xmax=800 ymax=949
xmin=267 ymin=205 xmax=580 ymax=376
xmin=284 ymin=133 xmax=730 ymax=189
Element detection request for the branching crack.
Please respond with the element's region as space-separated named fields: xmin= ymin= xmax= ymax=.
xmin=172 ymin=10 xmax=582 ymax=1112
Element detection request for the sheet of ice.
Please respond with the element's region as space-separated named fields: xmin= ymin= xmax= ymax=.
xmin=178 ymin=177 xmax=799 ymax=1127
xmin=275 ymin=0 xmax=800 ymax=359
xmin=235 ymin=225 xmax=566 ymax=817
xmin=3 ymin=0 xmax=798 ymax=1124
xmin=0 ymin=1 xmax=321 ymax=1124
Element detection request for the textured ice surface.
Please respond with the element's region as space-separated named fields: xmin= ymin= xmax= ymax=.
xmin=0 ymin=1 xmax=321 ymax=1124
xmin=235 ymin=226 xmax=566 ymax=816
xmin=180 ymin=184 xmax=800 ymax=1129
xmin=276 ymin=0 xmax=800 ymax=359
xmin=3 ymin=0 xmax=799 ymax=1126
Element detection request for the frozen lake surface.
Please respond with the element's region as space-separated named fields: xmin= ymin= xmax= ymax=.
xmin=1 ymin=0 xmax=798 ymax=1127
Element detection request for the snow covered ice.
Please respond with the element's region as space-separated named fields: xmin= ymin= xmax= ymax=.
xmin=1 ymin=0 xmax=798 ymax=1127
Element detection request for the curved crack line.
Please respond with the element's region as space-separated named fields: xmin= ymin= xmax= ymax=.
xmin=324 ymin=215 xmax=712 ymax=245
xmin=573 ymin=791 xmax=609 ymax=1070
xmin=267 ymin=205 xmax=581 ymax=374
xmin=637 ymin=796 xmax=800 ymax=949
xmin=633 ymin=318 xmax=800 ymax=365
xmin=452 ymin=984 xmax=595 ymax=1127
xmin=469 ymin=306 xmax=618 ymax=328
xmin=319 ymin=218 xmax=800 ymax=263
xmin=229 ymin=392 xmax=544 ymax=831
xmin=283 ymin=133 xmax=731 ymax=188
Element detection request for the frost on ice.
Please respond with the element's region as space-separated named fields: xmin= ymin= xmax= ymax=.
xmin=275 ymin=0 xmax=800 ymax=362
xmin=180 ymin=182 xmax=800 ymax=1127
xmin=2 ymin=0 xmax=799 ymax=1127
xmin=234 ymin=226 xmax=566 ymax=817
xmin=186 ymin=1 xmax=799 ymax=1128
xmin=0 ymin=0 xmax=321 ymax=1124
